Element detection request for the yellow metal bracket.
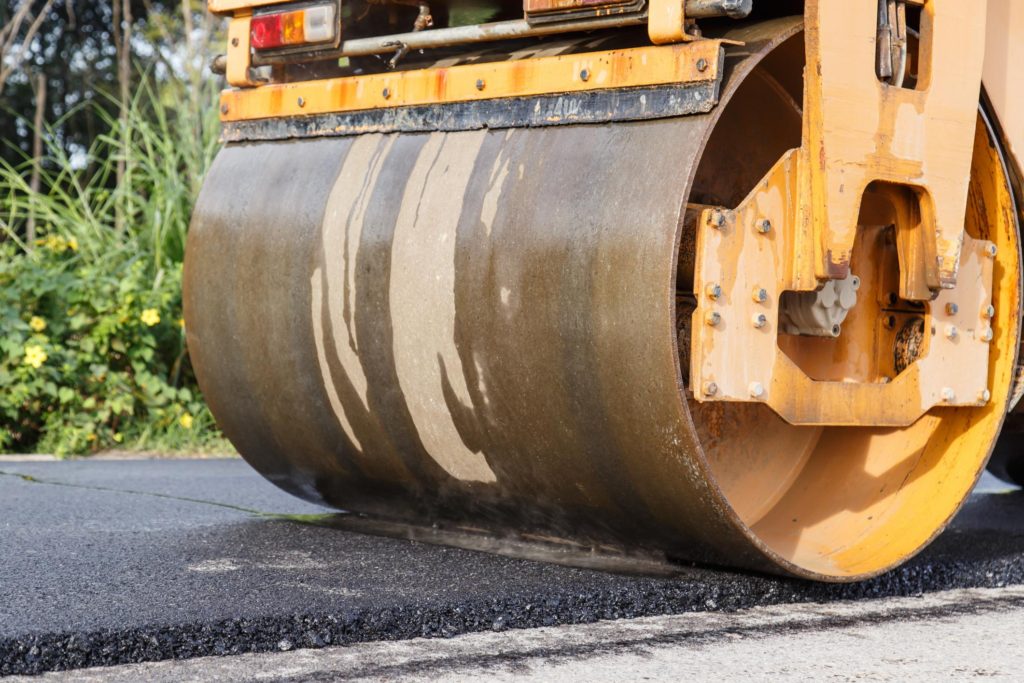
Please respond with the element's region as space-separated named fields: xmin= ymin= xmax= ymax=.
xmin=648 ymin=0 xmax=691 ymax=45
xmin=226 ymin=13 xmax=261 ymax=88
xmin=690 ymin=1 xmax=996 ymax=426
xmin=690 ymin=152 xmax=995 ymax=427
xmin=801 ymin=0 xmax=987 ymax=297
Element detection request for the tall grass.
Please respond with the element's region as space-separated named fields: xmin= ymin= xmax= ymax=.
xmin=0 ymin=75 xmax=229 ymax=455
xmin=1 ymin=76 xmax=221 ymax=269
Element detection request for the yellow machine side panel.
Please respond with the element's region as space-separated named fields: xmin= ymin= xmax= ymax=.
xmin=985 ymin=0 xmax=1024 ymax=167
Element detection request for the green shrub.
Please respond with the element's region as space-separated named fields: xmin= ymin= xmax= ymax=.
xmin=0 ymin=77 xmax=229 ymax=456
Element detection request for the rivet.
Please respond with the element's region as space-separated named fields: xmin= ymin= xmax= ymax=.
xmin=220 ymin=104 xmax=229 ymax=115
xmin=382 ymin=87 xmax=392 ymax=99
xmin=696 ymin=57 xmax=709 ymax=73
xmin=978 ymin=389 xmax=992 ymax=404
xmin=945 ymin=324 xmax=959 ymax=340
xmin=705 ymin=283 xmax=722 ymax=301
xmin=752 ymin=287 xmax=768 ymax=304
xmin=941 ymin=387 xmax=956 ymax=402
xmin=297 ymin=96 xmax=306 ymax=108
xmin=752 ymin=313 xmax=768 ymax=329
xmin=945 ymin=302 xmax=959 ymax=316
xmin=703 ymin=381 xmax=718 ymax=397
xmin=756 ymin=219 xmax=772 ymax=235
xmin=580 ymin=68 xmax=591 ymax=82
xmin=705 ymin=311 xmax=722 ymax=327
xmin=986 ymin=244 xmax=998 ymax=258
xmin=984 ymin=305 xmax=996 ymax=319
xmin=475 ymin=79 xmax=486 ymax=91
xmin=981 ymin=327 xmax=994 ymax=342
xmin=231 ymin=37 xmax=240 ymax=47
xmin=749 ymin=382 xmax=765 ymax=399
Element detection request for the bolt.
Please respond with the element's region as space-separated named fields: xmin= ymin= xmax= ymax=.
xmin=941 ymin=387 xmax=956 ymax=402
xmin=705 ymin=283 xmax=722 ymax=300
xmin=580 ymin=68 xmax=591 ymax=82
xmin=981 ymin=327 xmax=994 ymax=342
xmin=476 ymin=79 xmax=486 ymax=91
xmin=382 ymin=87 xmax=392 ymax=99
xmin=297 ymin=96 xmax=306 ymax=108
xmin=696 ymin=57 xmax=709 ymax=73
xmin=883 ymin=315 xmax=896 ymax=330
xmin=945 ymin=324 xmax=959 ymax=340
xmin=703 ymin=381 xmax=718 ymax=397
xmin=945 ymin=302 xmax=959 ymax=316
xmin=752 ymin=287 xmax=768 ymax=304
xmin=231 ymin=37 xmax=240 ymax=47
xmin=220 ymin=104 xmax=229 ymax=115
xmin=984 ymin=305 xmax=996 ymax=319
xmin=707 ymin=211 xmax=726 ymax=230
xmin=752 ymin=313 xmax=768 ymax=329
xmin=756 ymin=219 xmax=772 ymax=235
xmin=749 ymin=382 xmax=765 ymax=399
xmin=978 ymin=389 xmax=992 ymax=404
xmin=986 ymin=244 xmax=998 ymax=258
xmin=705 ymin=311 xmax=722 ymax=327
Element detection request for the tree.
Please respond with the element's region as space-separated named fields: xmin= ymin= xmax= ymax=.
xmin=0 ymin=1 xmax=222 ymax=167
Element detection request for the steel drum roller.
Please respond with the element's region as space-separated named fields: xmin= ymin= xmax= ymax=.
xmin=185 ymin=20 xmax=1023 ymax=581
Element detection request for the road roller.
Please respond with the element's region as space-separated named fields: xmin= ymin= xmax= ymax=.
xmin=185 ymin=0 xmax=1024 ymax=581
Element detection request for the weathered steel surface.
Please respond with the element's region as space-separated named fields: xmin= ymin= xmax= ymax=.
xmin=221 ymin=80 xmax=721 ymax=142
xmin=186 ymin=21 xmax=800 ymax=577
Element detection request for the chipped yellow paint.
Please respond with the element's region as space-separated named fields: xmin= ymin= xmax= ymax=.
xmin=226 ymin=13 xmax=260 ymax=88
xmin=691 ymin=150 xmax=996 ymax=426
xmin=218 ymin=42 xmax=722 ymax=121
xmin=801 ymin=0 xmax=987 ymax=296
xmin=648 ymin=0 xmax=692 ymax=45
xmin=209 ymin=0 xmax=296 ymax=15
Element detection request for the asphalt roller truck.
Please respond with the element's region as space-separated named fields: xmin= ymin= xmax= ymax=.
xmin=185 ymin=0 xmax=1024 ymax=581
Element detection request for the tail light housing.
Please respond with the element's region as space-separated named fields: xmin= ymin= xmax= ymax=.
xmin=251 ymin=3 xmax=339 ymax=53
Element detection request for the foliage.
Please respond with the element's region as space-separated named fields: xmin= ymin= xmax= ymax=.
xmin=0 ymin=75 xmax=228 ymax=455
xmin=1 ymin=1 xmax=222 ymax=166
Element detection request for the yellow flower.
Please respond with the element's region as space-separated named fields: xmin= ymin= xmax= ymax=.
xmin=140 ymin=308 xmax=161 ymax=327
xmin=23 ymin=345 xmax=48 ymax=369
xmin=113 ymin=433 xmax=124 ymax=444
xmin=67 ymin=237 xmax=79 ymax=252
xmin=29 ymin=316 xmax=47 ymax=333
xmin=177 ymin=318 xmax=186 ymax=329
xmin=87 ymin=433 xmax=97 ymax=442
xmin=44 ymin=235 xmax=68 ymax=253
xmin=179 ymin=413 xmax=195 ymax=430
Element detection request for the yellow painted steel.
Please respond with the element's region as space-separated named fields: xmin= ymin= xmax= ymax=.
xmin=209 ymin=0 xmax=297 ymax=15
xmin=984 ymin=0 xmax=1024 ymax=183
xmin=801 ymin=0 xmax=987 ymax=294
xmin=226 ymin=14 xmax=259 ymax=88
xmin=219 ymin=41 xmax=722 ymax=122
xmin=648 ymin=0 xmax=691 ymax=44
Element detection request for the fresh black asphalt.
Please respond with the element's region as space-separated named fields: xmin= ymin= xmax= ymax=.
xmin=1 ymin=459 xmax=1022 ymax=676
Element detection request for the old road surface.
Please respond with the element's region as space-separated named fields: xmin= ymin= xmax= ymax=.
xmin=1 ymin=458 xmax=1022 ymax=680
